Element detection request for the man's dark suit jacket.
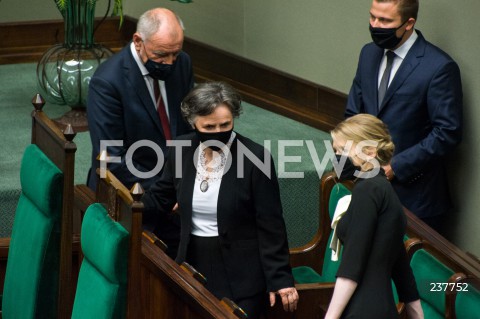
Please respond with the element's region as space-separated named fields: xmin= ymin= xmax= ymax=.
xmin=345 ymin=31 xmax=463 ymax=219
xmin=86 ymin=44 xmax=194 ymax=192
xmin=142 ymin=132 xmax=294 ymax=299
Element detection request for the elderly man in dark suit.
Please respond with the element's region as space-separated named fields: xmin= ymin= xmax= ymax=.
xmin=87 ymin=8 xmax=194 ymax=256
xmin=345 ymin=0 xmax=463 ymax=233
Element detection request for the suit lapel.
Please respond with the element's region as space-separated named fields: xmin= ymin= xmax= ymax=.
xmin=379 ymin=32 xmax=426 ymax=113
xmin=165 ymin=81 xmax=178 ymax=139
xmin=179 ymin=136 xmax=199 ymax=228
xmin=123 ymin=46 xmax=165 ymax=134
xmin=365 ymin=48 xmax=384 ymax=116
xmin=177 ymin=137 xmax=198 ymax=233
xmin=216 ymin=138 xmax=238 ymax=230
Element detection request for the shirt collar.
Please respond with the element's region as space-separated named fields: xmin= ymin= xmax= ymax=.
xmin=130 ymin=42 xmax=149 ymax=76
xmin=388 ymin=29 xmax=418 ymax=60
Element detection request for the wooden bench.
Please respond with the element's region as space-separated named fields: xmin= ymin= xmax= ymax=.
xmin=286 ymin=171 xmax=480 ymax=318
xmin=405 ymin=237 xmax=480 ymax=319
xmin=405 ymin=208 xmax=480 ymax=280
xmin=73 ymin=170 xmax=144 ymax=318
xmin=141 ymin=235 xmax=245 ymax=318
xmin=0 ymin=95 xmax=76 ymax=318
xmin=73 ymin=166 xmax=244 ymax=318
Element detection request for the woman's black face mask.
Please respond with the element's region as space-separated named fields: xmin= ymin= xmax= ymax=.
xmin=195 ymin=128 xmax=233 ymax=151
xmin=333 ymin=154 xmax=361 ymax=181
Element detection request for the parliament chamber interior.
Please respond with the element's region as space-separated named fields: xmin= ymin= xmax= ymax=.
xmin=1 ymin=10 xmax=480 ymax=319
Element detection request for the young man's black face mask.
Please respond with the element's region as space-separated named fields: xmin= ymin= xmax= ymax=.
xmin=369 ymin=19 xmax=408 ymax=49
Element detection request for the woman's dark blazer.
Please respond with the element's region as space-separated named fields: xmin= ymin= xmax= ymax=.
xmin=142 ymin=132 xmax=294 ymax=299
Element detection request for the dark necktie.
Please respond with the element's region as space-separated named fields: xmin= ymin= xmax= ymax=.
xmin=378 ymin=50 xmax=396 ymax=108
xmin=151 ymin=77 xmax=172 ymax=140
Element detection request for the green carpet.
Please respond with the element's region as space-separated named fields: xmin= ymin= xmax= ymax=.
xmin=0 ymin=63 xmax=92 ymax=237
xmin=0 ymin=62 xmax=332 ymax=248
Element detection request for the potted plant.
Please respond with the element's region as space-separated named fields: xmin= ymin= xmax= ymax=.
xmin=36 ymin=0 xmax=190 ymax=132
xmin=36 ymin=0 xmax=124 ymax=131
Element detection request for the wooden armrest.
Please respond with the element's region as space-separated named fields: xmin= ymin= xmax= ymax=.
xmin=180 ymin=262 xmax=207 ymax=286
xmin=397 ymin=302 xmax=406 ymax=318
xmin=444 ymin=272 xmax=469 ymax=319
xmin=289 ymin=233 xmax=325 ymax=274
xmin=220 ymin=297 xmax=248 ymax=319
xmin=404 ymin=237 xmax=422 ymax=259
xmin=295 ymin=281 xmax=335 ymax=291
xmin=265 ymin=282 xmax=335 ymax=319
xmin=142 ymin=231 xmax=168 ymax=252
xmin=0 ymin=238 xmax=10 ymax=258
xmin=74 ymin=184 xmax=95 ymax=212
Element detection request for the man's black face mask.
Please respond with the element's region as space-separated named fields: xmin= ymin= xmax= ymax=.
xmin=369 ymin=19 xmax=408 ymax=49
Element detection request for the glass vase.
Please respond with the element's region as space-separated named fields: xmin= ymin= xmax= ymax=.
xmin=36 ymin=0 xmax=113 ymax=131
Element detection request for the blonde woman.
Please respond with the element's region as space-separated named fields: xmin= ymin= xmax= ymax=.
xmin=326 ymin=114 xmax=423 ymax=319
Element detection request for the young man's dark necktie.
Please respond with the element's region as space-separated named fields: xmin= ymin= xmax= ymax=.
xmin=378 ymin=50 xmax=396 ymax=108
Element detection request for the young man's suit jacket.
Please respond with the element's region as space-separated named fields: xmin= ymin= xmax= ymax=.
xmin=142 ymin=132 xmax=294 ymax=299
xmin=345 ymin=31 xmax=463 ymax=219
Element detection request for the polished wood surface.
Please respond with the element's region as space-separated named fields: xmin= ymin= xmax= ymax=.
xmin=405 ymin=208 xmax=480 ymax=280
xmin=141 ymin=237 xmax=240 ymax=319
xmin=33 ymin=109 xmax=77 ymax=319
xmin=0 ymin=17 xmax=128 ymax=64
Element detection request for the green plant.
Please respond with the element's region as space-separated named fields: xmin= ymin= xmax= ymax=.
xmin=54 ymin=0 xmax=124 ymax=26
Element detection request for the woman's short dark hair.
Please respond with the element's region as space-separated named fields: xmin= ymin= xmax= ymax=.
xmin=181 ymin=82 xmax=243 ymax=125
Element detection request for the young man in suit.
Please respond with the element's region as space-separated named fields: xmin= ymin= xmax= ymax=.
xmin=345 ymin=0 xmax=463 ymax=233
xmin=87 ymin=8 xmax=194 ymax=257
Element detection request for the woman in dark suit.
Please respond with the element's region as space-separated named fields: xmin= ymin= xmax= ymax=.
xmin=142 ymin=81 xmax=298 ymax=318
xmin=325 ymin=114 xmax=423 ymax=319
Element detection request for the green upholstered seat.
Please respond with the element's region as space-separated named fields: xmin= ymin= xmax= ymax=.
xmin=455 ymin=284 xmax=480 ymax=319
xmin=1 ymin=144 xmax=63 ymax=319
xmin=71 ymin=203 xmax=129 ymax=319
xmin=293 ymin=183 xmax=350 ymax=284
xmin=410 ymin=248 xmax=454 ymax=319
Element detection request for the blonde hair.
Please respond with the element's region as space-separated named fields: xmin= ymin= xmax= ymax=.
xmin=331 ymin=114 xmax=395 ymax=166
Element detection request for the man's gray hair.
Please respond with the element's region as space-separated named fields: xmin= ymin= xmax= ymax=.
xmin=136 ymin=8 xmax=185 ymax=41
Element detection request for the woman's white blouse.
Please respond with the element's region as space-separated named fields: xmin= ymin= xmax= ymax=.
xmin=191 ymin=178 xmax=222 ymax=236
